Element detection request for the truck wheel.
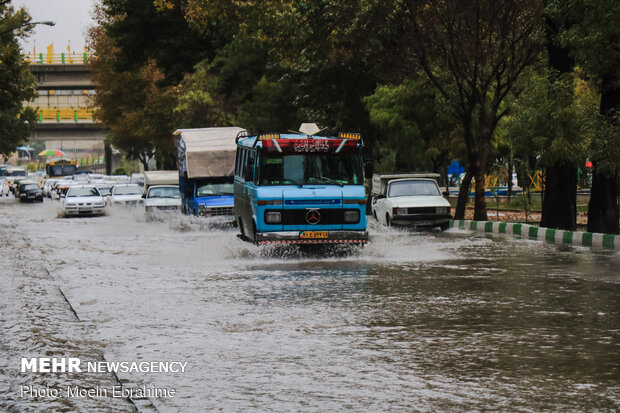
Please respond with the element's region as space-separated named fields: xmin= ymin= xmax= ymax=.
xmin=251 ymin=221 xmax=258 ymax=244
xmin=386 ymin=213 xmax=392 ymax=227
xmin=238 ymin=218 xmax=245 ymax=237
xmin=440 ymin=222 xmax=449 ymax=231
xmin=373 ymin=210 xmax=378 ymax=221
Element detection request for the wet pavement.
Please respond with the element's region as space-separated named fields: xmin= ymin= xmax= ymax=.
xmin=1 ymin=197 xmax=619 ymax=412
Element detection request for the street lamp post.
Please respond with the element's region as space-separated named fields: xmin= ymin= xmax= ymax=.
xmin=0 ymin=20 xmax=55 ymax=36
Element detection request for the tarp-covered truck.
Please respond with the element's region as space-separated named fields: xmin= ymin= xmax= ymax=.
xmin=174 ymin=127 xmax=245 ymax=223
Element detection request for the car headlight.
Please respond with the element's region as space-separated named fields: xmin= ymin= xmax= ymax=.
xmin=344 ymin=210 xmax=360 ymax=223
xmin=393 ymin=207 xmax=408 ymax=215
xmin=66 ymin=202 xmax=77 ymax=207
xmin=264 ymin=211 xmax=281 ymax=224
xmin=437 ymin=207 xmax=449 ymax=214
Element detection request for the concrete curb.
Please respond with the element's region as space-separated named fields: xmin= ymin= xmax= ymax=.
xmin=450 ymin=220 xmax=618 ymax=250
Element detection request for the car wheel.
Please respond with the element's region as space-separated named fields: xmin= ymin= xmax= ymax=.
xmin=440 ymin=222 xmax=449 ymax=231
xmin=386 ymin=213 xmax=392 ymax=227
xmin=373 ymin=210 xmax=378 ymax=221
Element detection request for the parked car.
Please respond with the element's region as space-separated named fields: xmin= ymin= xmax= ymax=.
xmin=61 ymin=185 xmax=106 ymax=217
xmin=18 ymin=182 xmax=44 ymax=202
xmin=108 ymin=183 xmax=144 ymax=206
xmin=371 ymin=174 xmax=452 ymax=230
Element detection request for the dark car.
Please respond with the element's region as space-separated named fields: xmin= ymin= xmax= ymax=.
xmin=18 ymin=182 xmax=44 ymax=202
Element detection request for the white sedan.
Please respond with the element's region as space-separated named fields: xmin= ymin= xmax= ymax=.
xmin=108 ymin=183 xmax=144 ymax=207
xmin=61 ymin=185 xmax=106 ymax=217
xmin=372 ymin=178 xmax=452 ymax=230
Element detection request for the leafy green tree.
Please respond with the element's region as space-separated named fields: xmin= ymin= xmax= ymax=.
xmin=350 ymin=0 xmax=544 ymax=221
xmin=506 ymin=71 xmax=596 ymax=228
xmin=0 ymin=1 xmax=37 ymax=159
xmin=554 ymin=0 xmax=620 ymax=234
xmin=90 ymin=22 xmax=177 ymax=170
xmin=364 ymin=78 xmax=461 ymax=174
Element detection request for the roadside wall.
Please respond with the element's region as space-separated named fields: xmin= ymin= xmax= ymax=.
xmin=450 ymin=220 xmax=618 ymax=251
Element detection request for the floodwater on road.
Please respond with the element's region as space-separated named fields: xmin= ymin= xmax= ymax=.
xmin=1 ymin=198 xmax=619 ymax=412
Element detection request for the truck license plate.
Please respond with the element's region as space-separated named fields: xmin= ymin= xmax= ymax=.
xmin=415 ymin=220 xmax=433 ymax=226
xmin=300 ymin=231 xmax=328 ymax=239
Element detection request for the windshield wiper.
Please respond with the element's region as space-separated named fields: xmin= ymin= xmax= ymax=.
xmin=310 ymin=176 xmax=343 ymax=187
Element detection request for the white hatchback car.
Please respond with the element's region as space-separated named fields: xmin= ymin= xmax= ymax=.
xmin=372 ymin=176 xmax=451 ymax=230
xmin=61 ymin=185 xmax=106 ymax=217
xmin=108 ymin=183 xmax=144 ymax=207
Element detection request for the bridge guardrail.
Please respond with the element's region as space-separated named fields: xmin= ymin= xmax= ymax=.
xmin=36 ymin=108 xmax=95 ymax=123
xmin=24 ymin=52 xmax=94 ymax=65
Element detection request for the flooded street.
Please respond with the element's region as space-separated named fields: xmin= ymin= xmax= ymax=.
xmin=1 ymin=197 xmax=619 ymax=412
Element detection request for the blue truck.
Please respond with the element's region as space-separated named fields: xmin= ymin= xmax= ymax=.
xmin=175 ymin=127 xmax=245 ymax=223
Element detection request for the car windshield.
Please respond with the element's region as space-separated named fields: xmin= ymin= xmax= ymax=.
xmin=23 ymin=184 xmax=40 ymax=191
xmin=113 ymin=185 xmax=142 ymax=195
xmin=67 ymin=187 xmax=100 ymax=197
xmin=148 ymin=186 xmax=180 ymax=198
xmin=97 ymin=187 xmax=112 ymax=196
xmin=258 ymin=153 xmax=363 ymax=186
xmin=388 ymin=180 xmax=441 ymax=197
xmin=197 ymin=183 xmax=233 ymax=197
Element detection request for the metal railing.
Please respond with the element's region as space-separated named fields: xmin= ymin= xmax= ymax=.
xmin=24 ymin=52 xmax=93 ymax=65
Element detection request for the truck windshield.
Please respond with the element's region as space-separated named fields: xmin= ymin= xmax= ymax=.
xmin=148 ymin=186 xmax=180 ymax=198
xmin=389 ymin=180 xmax=440 ymax=197
xmin=259 ymin=153 xmax=362 ymax=186
xmin=48 ymin=165 xmax=77 ymax=177
xmin=197 ymin=183 xmax=234 ymax=196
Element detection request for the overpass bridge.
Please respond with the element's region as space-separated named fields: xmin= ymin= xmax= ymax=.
xmin=23 ymin=52 xmax=115 ymax=173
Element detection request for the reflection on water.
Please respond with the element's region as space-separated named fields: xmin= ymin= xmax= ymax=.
xmin=1 ymin=198 xmax=619 ymax=411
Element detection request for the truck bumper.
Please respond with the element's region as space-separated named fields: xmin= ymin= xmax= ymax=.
xmin=391 ymin=213 xmax=452 ymax=227
xmin=255 ymin=230 xmax=368 ymax=245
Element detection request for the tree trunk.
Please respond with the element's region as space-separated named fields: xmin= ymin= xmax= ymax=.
xmin=472 ymin=163 xmax=488 ymax=221
xmin=587 ymin=80 xmax=620 ymax=234
xmin=587 ymin=166 xmax=619 ymax=234
xmin=540 ymin=162 xmax=576 ymax=230
xmin=454 ymin=168 xmax=472 ymax=220
xmin=507 ymin=157 xmax=513 ymax=201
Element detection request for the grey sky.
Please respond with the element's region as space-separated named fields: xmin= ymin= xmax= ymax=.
xmin=12 ymin=0 xmax=97 ymax=54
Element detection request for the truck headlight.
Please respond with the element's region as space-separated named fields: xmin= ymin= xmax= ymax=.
xmin=344 ymin=210 xmax=360 ymax=223
xmin=437 ymin=207 xmax=449 ymax=214
xmin=265 ymin=211 xmax=281 ymax=224
xmin=198 ymin=204 xmax=211 ymax=216
xmin=393 ymin=207 xmax=407 ymax=215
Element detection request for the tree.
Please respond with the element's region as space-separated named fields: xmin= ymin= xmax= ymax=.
xmin=90 ymin=23 xmax=178 ymax=170
xmin=352 ymin=0 xmax=544 ymax=220
xmin=0 ymin=2 xmax=37 ymax=158
xmin=364 ymin=77 xmax=461 ymax=174
xmin=506 ymin=71 xmax=596 ymax=229
xmin=555 ymin=0 xmax=620 ymax=234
